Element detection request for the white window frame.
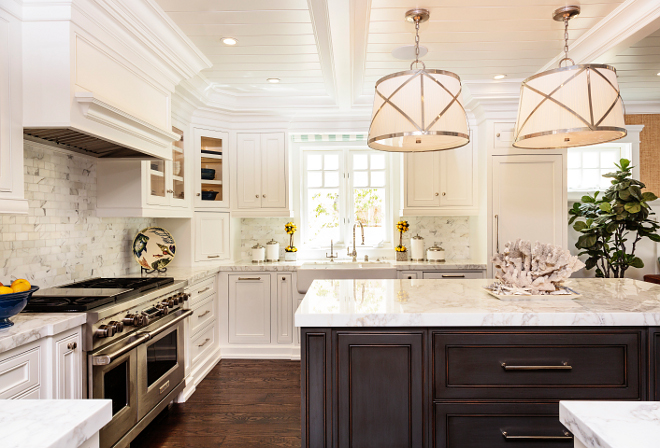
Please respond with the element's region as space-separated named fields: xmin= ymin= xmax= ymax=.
xmin=294 ymin=143 xmax=398 ymax=253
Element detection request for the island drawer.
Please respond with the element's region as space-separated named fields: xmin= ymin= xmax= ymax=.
xmin=435 ymin=402 xmax=572 ymax=448
xmin=433 ymin=330 xmax=644 ymax=400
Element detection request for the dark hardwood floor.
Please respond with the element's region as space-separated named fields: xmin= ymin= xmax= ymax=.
xmin=131 ymin=359 xmax=302 ymax=448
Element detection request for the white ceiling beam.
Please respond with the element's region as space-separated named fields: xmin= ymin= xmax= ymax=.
xmin=307 ymin=0 xmax=338 ymax=103
xmin=350 ymin=0 xmax=372 ymax=106
xmin=538 ymin=0 xmax=660 ymax=72
xmin=325 ymin=0 xmax=353 ymax=110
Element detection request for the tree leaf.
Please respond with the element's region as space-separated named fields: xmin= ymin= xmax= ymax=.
xmin=573 ymin=221 xmax=588 ymax=231
xmin=630 ymin=257 xmax=644 ymax=269
xmin=629 ymin=185 xmax=643 ymax=200
xmin=585 ymin=257 xmax=597 ymax=270
xmin=581 ymin=195 xmax=595 ymax=203
xmin=619 ymin=189 xmax=631 ymax=200
xmin=598 ymin=202 xmax=612 ymax=213
xmin=619 ymin=158 xmax=631 ymax=170
xmin=648 ymin=233 xmax=660 ymax=243
xmin=642 ymin=192 xmax=658 ymax=202
xmin=624 ymin=202 xmax=641 ymax=214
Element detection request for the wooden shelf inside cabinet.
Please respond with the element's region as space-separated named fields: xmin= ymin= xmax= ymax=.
xmin=150 ymin=170 xmax=165 ymax=177
xmin=173 ymin=175 xmax=184 ymax=182
xmin=201 ymin=153 xmax=223 ymax=161
xmin=201 ymin=179 xmax=222 ymax=185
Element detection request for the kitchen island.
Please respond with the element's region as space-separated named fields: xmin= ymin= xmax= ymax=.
xmin=295 ymin=278 xmax=660 ymax=448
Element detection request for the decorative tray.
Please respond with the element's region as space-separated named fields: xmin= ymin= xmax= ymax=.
xmin=484 ymin=286 xmax=581 ymax=301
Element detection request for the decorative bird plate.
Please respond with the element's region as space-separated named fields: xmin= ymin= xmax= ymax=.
xmin=133 ymin=227 xmax=176 ymax=272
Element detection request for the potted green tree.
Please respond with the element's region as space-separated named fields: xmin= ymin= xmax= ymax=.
xmin=569 ymin=159 xmax=660 ymax=278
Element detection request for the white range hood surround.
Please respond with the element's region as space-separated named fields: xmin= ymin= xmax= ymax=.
xmin=21 ymin=0 xmax=211 ymax=159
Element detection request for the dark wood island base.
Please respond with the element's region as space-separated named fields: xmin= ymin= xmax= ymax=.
xmin=301 ymin=327 xmax=659 ymax=448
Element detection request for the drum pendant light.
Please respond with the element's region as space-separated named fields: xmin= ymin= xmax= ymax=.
xmin=513 ymin=5 xmax=626 ymax=149
xmin=367 ymin=9 xmax=470 ymax=152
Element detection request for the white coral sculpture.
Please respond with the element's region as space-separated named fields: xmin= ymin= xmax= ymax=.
xmin=490 ymin=239 xmax=585 ymax=295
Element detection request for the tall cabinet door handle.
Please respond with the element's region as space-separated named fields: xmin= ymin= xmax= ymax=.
xmin=501 ymin=362 xmax=572 ymax=370
xmin=501 ymin=431 xmax=572 ymax=440
xmin=494 ymin=214 xmax=499 ymax=253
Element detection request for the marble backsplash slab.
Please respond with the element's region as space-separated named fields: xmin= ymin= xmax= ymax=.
xmin=0 ymin=140 xmax=155 ymax=288
xmin=239 ymin=216 xmax=471 ymax=260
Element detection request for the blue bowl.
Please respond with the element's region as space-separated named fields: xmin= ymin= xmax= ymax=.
xmin=0 ymin=286 xmax=39 ymax=329
xmin=201 ymin=168 xmax=216 ymax=180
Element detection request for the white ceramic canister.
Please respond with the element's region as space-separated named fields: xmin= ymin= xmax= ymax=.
xmin=252 ymin=243 xmax=265 ymax=263
xmin=410 ymin=234 xmax=425 ymax=261
xmin=426 ymin=243 xmax=445 ymax=262
xmin=266 ymin=239 xmax=280 ymax=262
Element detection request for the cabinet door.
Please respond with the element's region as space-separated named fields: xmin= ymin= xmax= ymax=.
xmin=169 ymin=126 xmax=187 ymax=208
xmin=405 ymin=152 xmax=441 ymax=208
xmin=237 ymin=134 xmax=262 ymax=209
xmin=260 ymin=133 xmax=287 ymax=209
xmin=194 ymin=212 xmax=230 ymax=262
xmin=55 ymin=332 xmax=82 ymax=399
xmin=145 ymin=159 xmax=168 ymax=206
xmin=228 ymin=275 xmax=271 ymax=344
xmin=196 ymin=129 xmax=229 ymax=209
xmin=652 ymin=328 xmax=660 ymax=400
xmin=335 ymin=331 xmax=426 ymax=448
xmin=439 ymin=143 xmax=473 ymax=207
xmin=275 ymin=274 xmax=293 ymax=344
xmin=492 ymin=154 xmax=565 ymax=254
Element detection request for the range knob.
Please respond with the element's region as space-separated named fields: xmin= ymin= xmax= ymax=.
xmin=140 ymin=313 xmax=151 ymax=327
xmin=155 ymin=303 xmax=169 ymax=316
xmin=95 ymin=324 xmax=115 ymax=338
xmin=108 ymin=321 xmax=124 ymax=334
xmin=183 ymin=293 xmax=190 ymax=302
xmin=165 ymin=297 xmax=177 ymax=308
xmin=176 ymin=293 xmax=185 ymax=304
xmin=123 ymin=313 xmax=143 ymax=327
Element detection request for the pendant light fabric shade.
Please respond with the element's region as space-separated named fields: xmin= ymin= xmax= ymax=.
xmin=513 ymin=64 xmax=626 ymax=149
xmin=368 ymin=69 xmax=470 ymax=152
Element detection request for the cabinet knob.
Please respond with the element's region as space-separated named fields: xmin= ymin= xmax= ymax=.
xmin=255 ymin=194 xmax=260 ymax=198
xmin=496 ymin=132 xmax=501 ymax=137
xmin=435 ymin=192 xmax=439 ymax=196
xmin=442 ymin=192 xmax=446 ymax=196
xmin=196 ymin=193 xmax=201 ymax=197
xmin=262 ymin=194 xmax=266 ymax=198
xmin=67 ymin=342 xmax=78 ymax=350
xmin=282 ymin=276 xmax=286 ymax=281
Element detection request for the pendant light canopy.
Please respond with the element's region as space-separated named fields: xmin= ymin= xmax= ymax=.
xmin=368 ymin=9 xmax=470 ymax=152
xmin=513 ymin=6 xmax=626 ymax=149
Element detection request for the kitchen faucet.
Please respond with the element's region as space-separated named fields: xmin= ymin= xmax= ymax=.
xmin=326 ymin=239 xmax=338 ymax=262
xmin=347 ymin=221 xmax=365 ymax=262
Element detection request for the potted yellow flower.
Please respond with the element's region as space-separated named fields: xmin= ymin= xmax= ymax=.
xmin=395 ymin=220 xmax=409 ymax=261
xmin=284 ymin=222 xmax=298 ymax=261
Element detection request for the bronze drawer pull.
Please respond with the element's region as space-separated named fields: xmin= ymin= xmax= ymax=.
xmin=501 ymin=430 xmax=572 ymax=440
xmin=198 ymin=310 xmax=211 ymax=318
xmin=198 ymin=286 xmax=211 ymax=294
xmin=238 ymin=277 xmax=261 ymax=281
xmin=442 ymin=274 xmax=465 ymax=278
xmin=501 ymin=362 xmax=571 ymax=370
xmin=198 ymin=338 xmax=211 ymax=348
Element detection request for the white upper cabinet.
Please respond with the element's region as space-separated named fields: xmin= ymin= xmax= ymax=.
xmin=195 ymin=128 xmax=230 ymax=209
xmin=194 ymin=212 xmax=230 ymax=262
xmin=0 ymin=5 xmax=28 ymax=214
xmin=402 ymin=135 xmax=477 ymax=215
xmin=21 ymin=0 xmax=210 ymax=160
xmin=235 ymin=132 xmax=290 ymax=216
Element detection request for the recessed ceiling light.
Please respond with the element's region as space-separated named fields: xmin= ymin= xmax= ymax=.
xmin=657 ymin=72 xmax=660 ymax=76
xmin=493 ymin=74 xmax=506 ymax=80
xmin=221 ymin=37 xmax=238 ymax=46
xmin=267 ymin=78 xmax=281 ymax=83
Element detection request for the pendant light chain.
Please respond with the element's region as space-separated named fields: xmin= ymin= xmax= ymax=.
xmin=559 ymin=13 xmax=574 ymax=67
xmin=414 ymin=18 xmax=420 ymax=65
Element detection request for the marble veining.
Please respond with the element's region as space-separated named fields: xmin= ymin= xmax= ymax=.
xmin=295 ymin=278 xmax=660 ymax=327
xmin=560 ymin=401 xmax=660 ymax=448
xmin=0 ymin=312 xmax=86 ymax=354
xmin=0 ymin=399 xmax=112 ymax=448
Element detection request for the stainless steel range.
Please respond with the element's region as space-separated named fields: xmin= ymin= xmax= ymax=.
xmin=27 ymin=277 xmax=192 ymax=448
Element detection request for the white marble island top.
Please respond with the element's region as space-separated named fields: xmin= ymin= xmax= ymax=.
xmin=0 ymin=399 xmax=112 ymax=448
xmin=560 ymin=401 xmax=660 ymax=448
xmin=295 ymin=278 xmax=660 ymax=327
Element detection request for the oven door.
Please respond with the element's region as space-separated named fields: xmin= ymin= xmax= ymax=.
xmin=137 ymin=309 xmax=190 ymax=420
xmin=90 ymin=338 xmax=143 ymax=448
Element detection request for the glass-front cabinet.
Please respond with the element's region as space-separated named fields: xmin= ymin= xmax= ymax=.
xmin=146 ymin=126 xmax=187 ymax=208
xmin=195 ymin=128 xmax=229 ymax=208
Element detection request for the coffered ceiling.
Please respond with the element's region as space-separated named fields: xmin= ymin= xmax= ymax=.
xmin=155 ymin=0 xmax=660 ymax=114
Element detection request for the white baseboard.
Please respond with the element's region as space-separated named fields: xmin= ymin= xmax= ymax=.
xmin=176 ymin=347 xmax=222 ymax=402
xmin=219 ymin=344 xmax=301 ymax=360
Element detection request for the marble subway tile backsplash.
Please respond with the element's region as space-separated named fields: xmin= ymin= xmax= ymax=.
xmin=401 ymin=216 xmax=470 ymax=260
xmin=240 ymin=216 xmax=471 ymax=260
xmin=0 ymin=140 xmax=155 ymax=288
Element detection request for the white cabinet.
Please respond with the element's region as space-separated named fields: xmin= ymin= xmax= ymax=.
xmin=491 ymin=154 xmax=566 ymax=257
xmin=403 ymin=137 xmax=476 ymax=215
xmin=195 ymin=128 xmax=230 ymax=209
xmin=275 ymin=274 xmax=294 ymax=344
xmin=194 ymin=212 xmax=230 ymax=262
xmin=0 ymin=6 xmax=27 ymax=214
xmin=0 ymin=343 xmax=41 ymax=399
xmin=235 ymin=133 xmax=290 ymax=216
xmin=228 ymin=275 xmax=271 ymax=344
xmin=96 ymin=126 xmax=192 ymax=218
xmin=398 ymin=271 xmax=420 ymax=280
xmin=54 ymin=329 xmax=82 ymax=399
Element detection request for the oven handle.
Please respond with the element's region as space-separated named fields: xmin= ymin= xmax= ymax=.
xmin=144 ymin=309 xmax=194 ymax=340
xmin=91 ymin=310 xmax=194 ymax=366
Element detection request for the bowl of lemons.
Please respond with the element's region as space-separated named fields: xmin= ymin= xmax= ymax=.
xmin=0 ymin=279 xmax=38 ymax=329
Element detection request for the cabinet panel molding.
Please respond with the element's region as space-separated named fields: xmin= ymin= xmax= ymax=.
xmin=228 ymin=275 xmax=271 ymax=343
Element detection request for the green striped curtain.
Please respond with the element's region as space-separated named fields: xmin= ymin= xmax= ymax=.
xmin=291 ymin=134 xmax=367 ymax=143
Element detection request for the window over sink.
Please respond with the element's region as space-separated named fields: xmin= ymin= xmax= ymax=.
xmin=301 ymin=148 xmax=393 ymax=249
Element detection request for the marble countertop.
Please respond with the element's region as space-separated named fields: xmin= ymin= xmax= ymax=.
xmin=145 ymin=259 xmax=487 ymax=284
xmin=295 ymin=278 xmax=660 ymax=327
xmin=0 ymin=312 xmax=86 ymax=355
xmin=0 ymin=399 xmax=112 ymax=448
xmin=560 ymin=401 xmax=660 ymax=448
